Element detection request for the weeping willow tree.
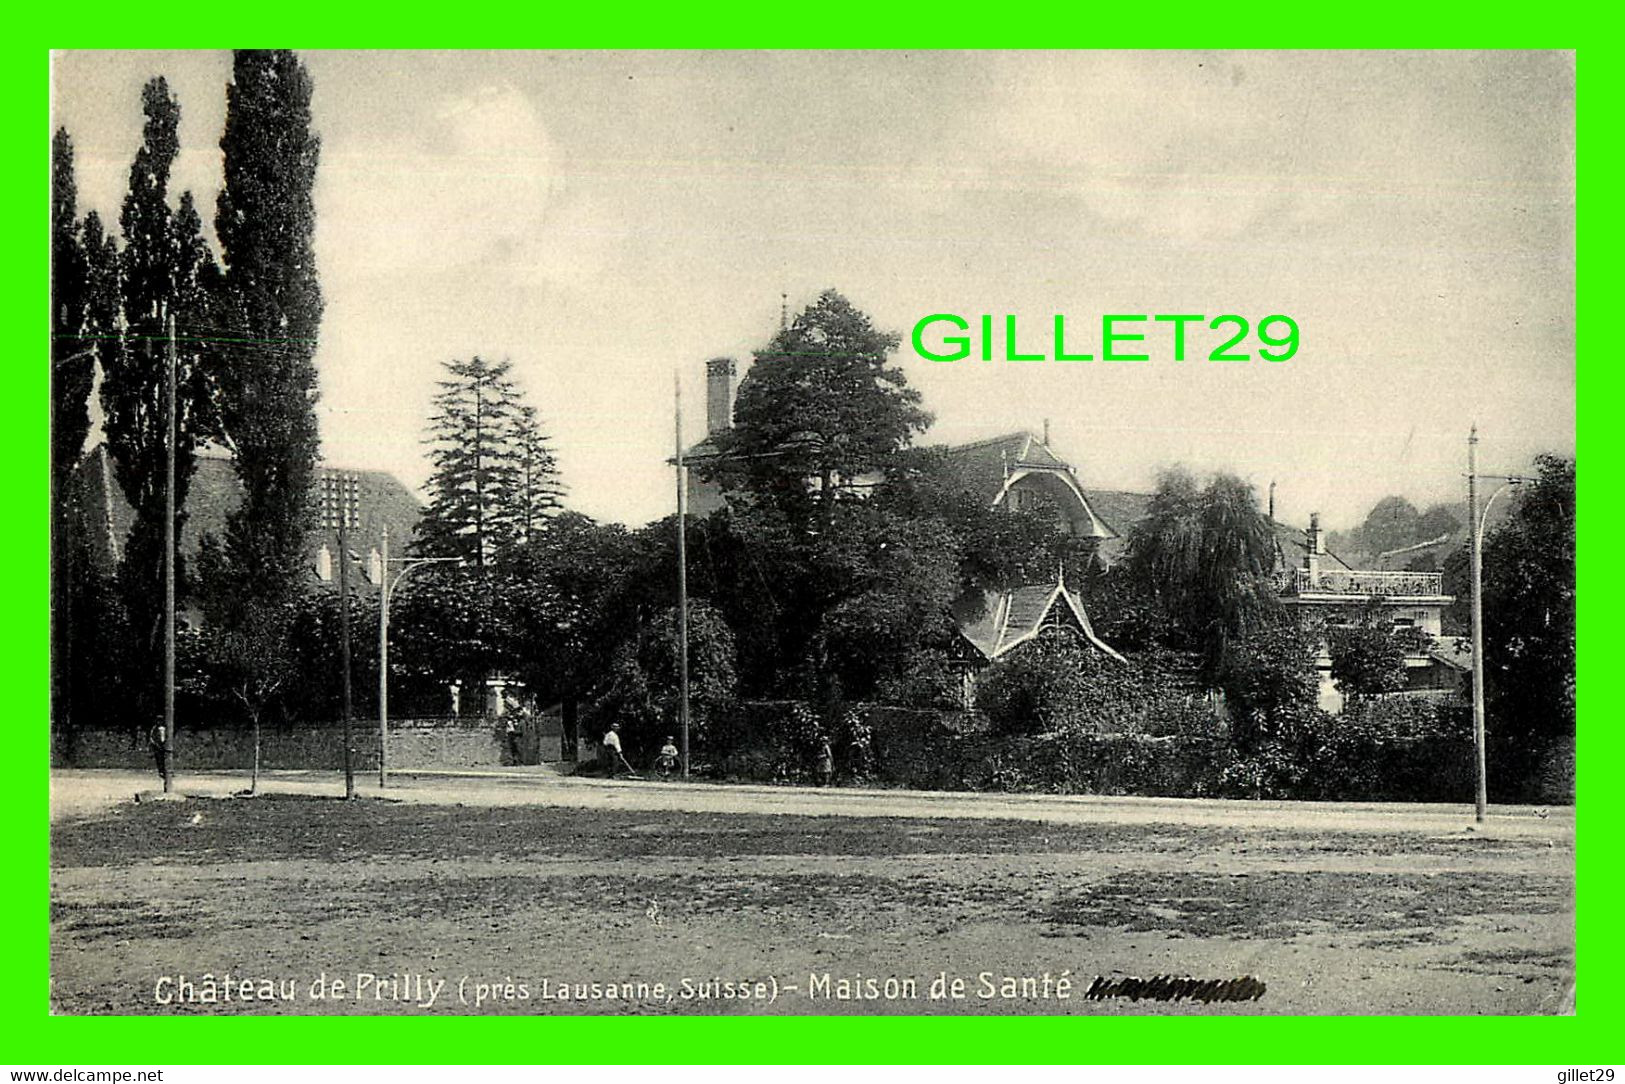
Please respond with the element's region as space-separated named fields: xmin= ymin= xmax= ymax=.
xmin=1126 ymin=467 xmax=1279 ymax=683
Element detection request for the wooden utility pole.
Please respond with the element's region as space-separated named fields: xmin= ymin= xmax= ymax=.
xmin=676 ymin=371 xmax=690 ymax=780
xmin=162 ymin=314 xmax=176 ymax=793
xmin=1464 ymin=430 xmax=1534 ymax=825
xmin=1468 ymin=425 xmax=1487 ymax=823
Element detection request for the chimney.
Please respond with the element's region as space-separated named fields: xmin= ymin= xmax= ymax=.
xmin=706 ymin=356 xmax=737 ymax=435
xmin=1268 ymin=480 xmax=1276 ymax=522
xmin=1043 ymin=418 xmax=1051 ymax=446
xmin=1305 ymin=511 xmax=1324 ymax=581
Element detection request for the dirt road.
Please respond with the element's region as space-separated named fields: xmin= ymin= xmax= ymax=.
xmin=48 ymin=769 xmax=1574 ymax=1016
xmin=50 ymin=767 xmax=1570 ymax=836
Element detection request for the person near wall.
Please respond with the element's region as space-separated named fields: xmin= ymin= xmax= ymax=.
xmin=602 ymin=722 xmax=626 ymax=776
xmin=504 ymin=717 xmax=522 ymax=766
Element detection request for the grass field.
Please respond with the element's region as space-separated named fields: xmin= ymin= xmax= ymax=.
xmin=48 ymin=771 xmax=1574 ymax=1016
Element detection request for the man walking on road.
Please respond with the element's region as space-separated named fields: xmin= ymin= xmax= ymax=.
xmin=602 ymin=722 xmax=635 ymax=777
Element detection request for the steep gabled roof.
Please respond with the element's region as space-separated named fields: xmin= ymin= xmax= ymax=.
xmin=68 ymin=444 xmax=423 ymax=591
xmin=955 ymin=569 xmax=1127 ymax=663
xmin=937 ymin=432 xmax=1046 ymax=506
xmin=935 ymin=432 xmax=1115 ymax=539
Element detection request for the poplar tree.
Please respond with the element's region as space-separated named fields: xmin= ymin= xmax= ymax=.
xmin=62 ymin=201 xmax=123 ymax=731
xmin=51 ymin=127 xmax=94 ymax=728
xmin=51 ymin=128 xmax=93 ymax=499
xmin=417 ymin=357 xmax=561 ymax=566
xmin=81 ymin=211 xmax=122 ymax=381
xmin=213 ymin=49 xmax=322 ymax=602
xmin=97 ymin=78 xmax=218 ymax=711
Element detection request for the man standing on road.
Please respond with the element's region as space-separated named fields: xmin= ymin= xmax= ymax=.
xmin=148 ymin=721 xmax=168 ymax=781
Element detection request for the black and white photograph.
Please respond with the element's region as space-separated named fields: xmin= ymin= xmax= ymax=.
xmin=48 ymin=49 xmax=1575 ymax=1017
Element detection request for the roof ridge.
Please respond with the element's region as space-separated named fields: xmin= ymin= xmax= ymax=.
xmin=313 ymin=463 xmax=413 ymax=482
xmin=941 ymin=431 xmax=1035 ymax=452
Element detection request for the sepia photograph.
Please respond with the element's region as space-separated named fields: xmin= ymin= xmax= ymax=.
xmin=47 ymin=49 xmax=1575 ymax=1018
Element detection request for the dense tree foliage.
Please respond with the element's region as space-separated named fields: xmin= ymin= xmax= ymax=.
xmin=1478 ymin=454 xmax=1575 ymax=791
xmin=977 ymin=632 xmax=1130 ymax=736
xmin=805 ymin=504 xmax=963 ymax=701
xmin=1219 ymin=617 xmax=1322 ymax=754
xmin=676 ymin=293 xmax=952 ymax=702
xmin=707 ymin=289 xmax=931 ymax=522
xmin=592 ymin=602 xmax=738 ymax=761
xmin=388 ymin=565 xmax=519 ymax=699
xmin=975 ymin=632 xmax=1214 ymax=739
xmin=1327 ymin=600 xmax=1427 ymax=700
xmin=498 ymin=512 xmax=640 ymax=704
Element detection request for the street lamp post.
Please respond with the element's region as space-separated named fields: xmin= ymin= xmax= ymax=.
xmin=675 ymin=371 xmax=690 ymax=780
xmin=1466 ymin=424 xmax=1532 ymax=824
xmin=376 ymin=524 xmax=461 ymax=788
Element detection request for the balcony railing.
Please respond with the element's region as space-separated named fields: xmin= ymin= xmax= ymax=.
xmin=1292 ymin=567 xmax=1446 ymax=597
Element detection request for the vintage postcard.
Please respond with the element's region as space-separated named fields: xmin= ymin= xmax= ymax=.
xmin=47 ymin=49 xmax=1575 ymax=1019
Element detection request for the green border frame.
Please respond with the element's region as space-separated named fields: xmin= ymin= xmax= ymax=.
xmin=16 ymin=14 xmax=1609 ymax=1065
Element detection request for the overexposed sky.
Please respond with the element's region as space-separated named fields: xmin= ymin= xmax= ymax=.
xmin=50 ymin=50 xmax=1575 ymax=529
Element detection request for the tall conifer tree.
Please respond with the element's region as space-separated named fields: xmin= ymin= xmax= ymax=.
xmin=514 ymin=404 xmax=564 ymax=544
xmin=213 ymin=49 xmax=322 ymax=602
xmin=418 ymin=357 xmax=561 ymax=566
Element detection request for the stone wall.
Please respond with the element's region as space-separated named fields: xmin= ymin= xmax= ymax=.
xmin=52 ymin=717 xmax=559 ymax=771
